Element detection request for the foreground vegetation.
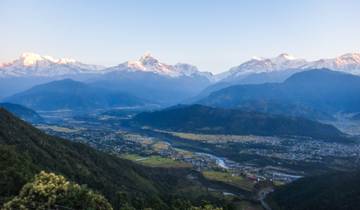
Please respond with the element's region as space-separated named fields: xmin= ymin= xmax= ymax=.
xmin=3 ymin=171 xmax=113 ymax=210
xmin=2 ymin=171 xmax=226 ymax=210
xmin=0 ymin=108 xmax=236 ymax=209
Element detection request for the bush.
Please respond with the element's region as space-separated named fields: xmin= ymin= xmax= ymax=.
xmin=2 ymin=171 xmax=113 ymax=210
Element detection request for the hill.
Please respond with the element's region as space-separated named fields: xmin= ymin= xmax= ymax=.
xmin=131 ymin=104 xmax=346 ymax=142
xmin=0 ymin=108 xmax=226 ymax=209
xmin=267 ymin=171 xmax=360 ymax=210
xmin=0 ymin=103 xmax=43 ymax=123
xmin=199 ymin=69 xmax=360 ymax=117
xmin=3 ymin=79 xmax=144 ymax=111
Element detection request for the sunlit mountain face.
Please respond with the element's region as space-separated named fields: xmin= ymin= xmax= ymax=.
xmin=0 ymin=52 xmax=105 ymax=77
xmin=2 ymin=52 xmax=360 ymax=79
xmin=216 ymin=53 xmax=360 ymax=82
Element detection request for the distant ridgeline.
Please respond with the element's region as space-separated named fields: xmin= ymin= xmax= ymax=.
xmin=3 ymin=79 xmax=144 ymax=111
xmin=199 ymin=69 xmax=360 ymax=120
xmin=131 ymin=104 xmax=348 ymax=142
xmin=0 ymin=108 xmax=231 ymax=209
xmin=0 ymin=53 xmax=213 ymax=106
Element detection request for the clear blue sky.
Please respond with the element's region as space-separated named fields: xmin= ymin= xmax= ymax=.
xmin=1 ymin=0 xmax=360 ymax=73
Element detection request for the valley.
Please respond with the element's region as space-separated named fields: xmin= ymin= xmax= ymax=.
xmin=35 ymin=108 xmax=360 ymax=194
xmin=2 ymin=66 xmax=360 ymax=209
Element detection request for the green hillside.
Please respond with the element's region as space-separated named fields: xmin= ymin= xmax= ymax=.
xmin=0 ymin=108 xmax=228 ymax=209
xmin=132 ymin=104 xmax=347 ymax=142
xmin=267 ymin=171 xmax=360 ymax=210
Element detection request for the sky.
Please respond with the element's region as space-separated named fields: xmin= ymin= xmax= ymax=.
xmin=1 ymin=0 xmax=360 ymax=74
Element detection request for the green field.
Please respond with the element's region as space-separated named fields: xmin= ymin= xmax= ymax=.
xmin=152 ymin=128 xmax=275 ymax=144
xmin=121 ymin=154 xmax=190 ymax=168
xmin=202 ymin=171 xmax=255 ymax=192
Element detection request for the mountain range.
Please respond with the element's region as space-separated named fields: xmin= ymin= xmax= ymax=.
xmin=2 ymin=52 xmax=360 ymax=79
xmin=1 ymin=52 xmax=360 ymax=105
xmin=88 ymin=53 xmax=213 ymax=104
xmin=0 ymin=52 xmax=104 ymax=77
xmin=3 ymin=79 xmax=144 ymax=111
xmin=0 ymin=53 xmax=213 ymax=104
xmin=199 ymin=69 xmax=360 ymax=118
xmin=189 ymin=53 xmax=360 ymax=102
xmin=217 ymin=53 xmax=360 ymax=82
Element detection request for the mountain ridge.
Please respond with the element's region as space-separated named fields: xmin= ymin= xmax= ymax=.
xmin=131 ymin=104 xmax=347 ymax=142
xmin=2 ymin=52 xmax=360 ymax=80
xmin=3 ymin=79 xmax=145 ymax=111
xmin=217 ymin=53 xmax=360 ymax=82
xmin=199 ymin=69 xmax=360 ymax=116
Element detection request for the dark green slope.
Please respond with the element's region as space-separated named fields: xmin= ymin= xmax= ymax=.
xmin=131 ymin=104 xmax=346 ymax=142
xmin=0 ymin=108 xmax=221 ymax=209
xmin=3 ymin=79 xmax=144 ymax=111
xmin=267 ymin=171 xmax=360 ymax=210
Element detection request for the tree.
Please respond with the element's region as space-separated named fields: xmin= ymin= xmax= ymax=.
xmin=2 ymin=171 xmax=113 ymax=210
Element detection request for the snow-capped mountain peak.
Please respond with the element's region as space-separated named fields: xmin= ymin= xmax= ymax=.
xmin=139 ymin=52 xmax=159 ymax=65
xmin=17 ymin=52 xmax=78 ymax=66
xmin=0 ymin=52 xmax=105 ymax=78
xmin=20 ymin=52 xmax=46 ymax=66
xmin=114 ymin=53 xmax=211 ymax=78
xmin=218 ymin=52 xmax=360 ymax=82
xmin=303 ymin=53 xmax=360 ymax=74
xmin=337 ymin=53 xmax=360 ymax=63
xmin=122 ymin=53 xmax=175 ymax=76
xmin=220 ymin=53 xmax=307 ymax=80
xmin=276 ymin=53 xmax=296 ymax=60
xmin=174 ymin=63 xmax=214 ymax=80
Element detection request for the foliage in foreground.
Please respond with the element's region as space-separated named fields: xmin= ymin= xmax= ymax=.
xmin=2 ymin=171 xmax=113 ymax=210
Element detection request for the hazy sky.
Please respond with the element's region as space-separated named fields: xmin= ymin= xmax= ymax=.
xmin=1 ymin=0 xmax=360 ymax=73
